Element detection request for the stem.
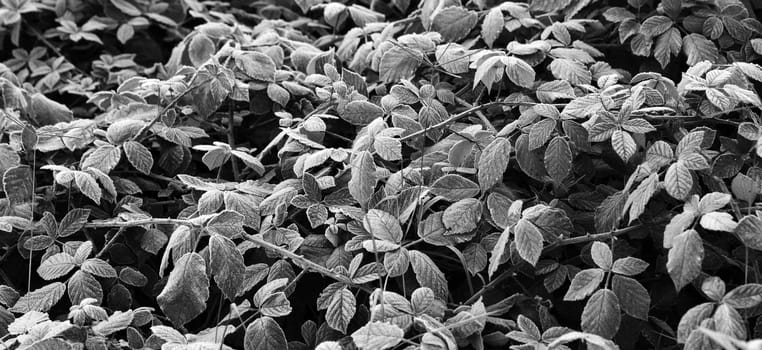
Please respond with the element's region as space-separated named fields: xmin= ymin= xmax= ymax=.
xmin=132 ymin=74 xmax=210 ymax=142
xmin=242 ymin=233 xmax=374 ymax=294
xmin=399 ymin=101 xmax=556 ymax=142
xmin=542 ymin=224 xmax=643 ymax=253
xmin=84 ymin=218 xmax=198 ymax=229
xmin=23 ymin=19 xmax=88 ymax=76
xmin=94 ymin=227 xmax=127 ymax=259
xmin=455 ymin=96 xmax=496 ymax=133
xmin=227 ymin=97 xmax=240 ymax=181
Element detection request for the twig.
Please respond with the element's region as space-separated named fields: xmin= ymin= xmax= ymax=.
xmin=132 ymin=74 xmax=210 ymax=142
xmin=94 ymin=227 xmax=127 ymax=259
xmin=242 ymin=233 xmax=374 ymax=294
xmin=464 ymin=225 xmax=644 ymax=305
xmin=84 ymin=218 xmax=198 ymax=229
xmin=85 ymin=216 xmax=374 ymax=292
xmin=542 ymin=224 xmax=644 ymax=253
xmin=455 ymin=96 xmax=496 ymax=133
xmin=23 ymin=19 xmax=88 ymax=77
xmin=399 ymin=101 xmax=557 ymax=142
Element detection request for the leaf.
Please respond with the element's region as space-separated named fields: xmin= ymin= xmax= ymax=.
xmin=581 ymin=289 xmax=621 ymax=339
xmin=123 ymin=141 xmax=153 ymax=175
xmin=188 ymin=33 xmax=215 ymax=66
xmin=612 ymin=257 xmax=649 ymax=276
xmin=431 ymin=6 xmax=478 ymax=42
xmin=24 ymin=338 xmax=72 ymax=350
xmin=735 ymin=215 xmax=762 ymax=250
xmin=503 ymin=56 xmax=535 ymax=88
xmin=349 ymin=151 xmax=376 ymax=206
xmin=528 ymin=118 xmax=556 ymax=150
xmin=81 ymin=145 xmax=121 ymax=174
xmin=379 ymin=47 xmax=422 ymax=83
xmin=611 ymin=130 xmax=637 ymax=162
xmin=57 ymin=208 xmax=90 ymax=237
xmin=206 ymin=210 xmax=245 ymax=238
xmin=481 ymin=7 xmax=503 ymax=47
xmin=244 ymin=317 xmax=287 ymax=350
xmin=514 ymin=218 xmax=543 ymax=266
xmin=92 ymin=310 xmax=134 ymax=336
xmin=442 ymin=198 xmax=482 ymax=234
xmin=677 ymin=302 xmax=714 ymax=343
xmin=625 ymin=172 xmax=659 ymax=223
xmin=719 ymin=283 xmax=762 ymax=311
xmin=682 ymin=34 xmax=718 ymax=66
xmin=667 ymin=229 xmax=704 ymax=291
xmin=68 ymin=270 xmax=103 ymax=305
xmin=408 ymin=250 xmax=448 ymax=299
xmin=342 ymin=101 xmax=384 ymax=126
xmin=151 ymin=325 xmax=186 ymax=344
xmin=235 ymin=51 xmax=276 ymax=82
xmin=81 ymin=258 xmax=117 ymax=278
xmin=10 ymin=282 xmax=66 ymax=313
xmin=157 ymin=252 xmax=210 ymax=326
xmin=640 ymin=15 xmax=673 ymax=37
xmin=374 ymin=136 xmax=401 ymax=161
xmin=548 ymin=331 xmax=620 ymax=350
xmin=664 ymin=161 xmax=692 ymax=200
xmin=612 ymin=275 xmax=650 ymax=320
xmin=110 ymin=0 xmax=142 ymax=16
xmin=544 ymin=136 xmax=572 ymax=183
xmin=595 ymin=191 xmax=628 ymax=233
xmin=430 ymin=174 xmax=480 ymax=201
xmin=463 ymin=243 xmax=488 ymax=276
xmin=435 ymin=44 xmax=470 ymax=74
xmin=325 ymin=286 xmax=355 ymax=333
xmin=654 ymin=28 xmax=682 ymax=68
xmin=564 ymin=268 xmax=605 ymax=301
xmin=591 ymin=242 xmax=613 ymax=270
xmin=73 ymin=171 xmax=102 ymax=203
xmin=713 ymin=303 xmax=746 ymax=340
xmin=537 ymin=80 xmax=576 ymax=102
xmin=363 ymin=209 xmax=403 ymax=243
xmin=699 ymin=212 xmax=737 ymax=232
xmin=4 ymin=165 xmax=33 ymax=204
xmin=351 ymin=322 xmax=404 ymax=350
xmin=209 ymin=235 xmax=245 ymax=301
xmin=477 ymin=137 xmax=512 ymax=190
xmin=549 ymin=58 xmax=591 ymax=85
xmin=37 ymin=253 xmax=77 ymax=280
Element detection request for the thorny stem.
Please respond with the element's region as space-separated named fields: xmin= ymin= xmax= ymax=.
xmin=455 ymin=96 xmax=496 ymax=133
xmin=94 ymin=226 xmax=127 ymax=259
xmin=242 ymin=233 xmax=374 ymax=294
xmin=132 ymin=74 xmax=211 ymax=142
xmin=399 ymin=101 xmax=563 ymax=142
xmin=84 ymin=217 xmax=375 ymax=293
xmin=23 ymin=19 xmax=88 ymax=77
xmin=464 ymin=224 xmax=645 ymax=305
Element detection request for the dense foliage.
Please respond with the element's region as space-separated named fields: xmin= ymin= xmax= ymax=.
xmin=1 ymin=0 xmax=762 ymax=349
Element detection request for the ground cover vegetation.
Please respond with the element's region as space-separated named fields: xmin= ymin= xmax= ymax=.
xmin=1 ymin=0 xmax=762 ymax=349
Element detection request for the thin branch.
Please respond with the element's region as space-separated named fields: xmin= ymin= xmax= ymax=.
xmin=84 ymin=218 xmax=197 ymax=229
xmin=399 ymin=101 xmax=559 ymax=142
xmin=464 ymin=224 xmax=644 ymax=305
xmin=23 ymin=19 xmax=88 ymax=76
xmin=133 ymin=74 xmax=211 ymax=142
xmin=542 ymin=224 xmax=644 ymax=253
xmin=242 ymin=233 xmax=374 ymax=294
xmin=85 ymin=216 xmax=375 ymax=292
xmin=455 ymin=96 xmax=496 ymax=133
xmin=94 ymin=227 xmax=127 ymax=259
